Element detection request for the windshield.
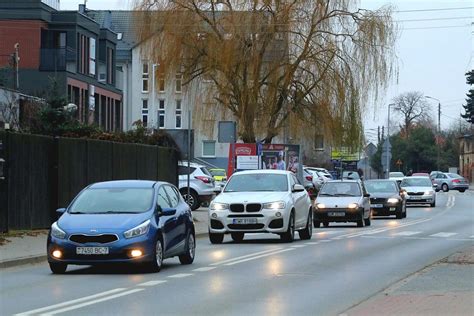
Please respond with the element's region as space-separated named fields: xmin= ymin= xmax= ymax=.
xmin=319 ymin=182 xmax=361 ymax=196
xmin=224 ymin=174 xmax=288 ymax=192
xmin=400 ymin=178 xmax=432 ymax=187
xmin=389 ymin=172 xmax=404 ymax=177
xmin=342 ymin=171 xmax=360 ymax=179
xmin=365 ymin=181 xmax=398 ymax=193
xmin=68 ymin=188 xmax=154 ymax=214
xmin=210 ymin=169 xmax=226 ymax=177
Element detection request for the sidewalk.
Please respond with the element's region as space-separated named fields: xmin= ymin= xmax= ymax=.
xmin=0 ymin=208 xmax=209 ymax=268
xmin=344 ymin=245 xmax=474 ymax=316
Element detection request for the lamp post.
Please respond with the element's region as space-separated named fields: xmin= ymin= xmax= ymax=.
xmin=425 ymin=96 xmax=441 ymax=170
xmin=385 ymin=103 xmax=397 ymax=178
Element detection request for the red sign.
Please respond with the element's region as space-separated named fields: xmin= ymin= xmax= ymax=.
xmin=234 ymin=143 xmax=256 ymax=156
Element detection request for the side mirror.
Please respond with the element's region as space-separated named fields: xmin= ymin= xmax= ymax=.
xmin=364 ymin=193 xmax=370 ymax=198
xmin=292 ymin=184 xmax=305 ymax=192
xmin=156 ymin=205 xmax=176 ymax=216
xmin=56 ymin=208 xmax=66 ymax=215
xmin=432 ymin=183 xmax=438 ymax=189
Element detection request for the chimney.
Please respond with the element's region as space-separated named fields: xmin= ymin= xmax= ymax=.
xmin=79 ymin=4 xmax=86 ymax=14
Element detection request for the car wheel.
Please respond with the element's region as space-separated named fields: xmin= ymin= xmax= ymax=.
xmin=396 ymin=206 xmax=403 ymax=219
xmin=442 ymin=183 xmax=449 ymax=192
xmin=357 ymin=211 xmax=365 ymax=227
xmin=209 ymin=231 xmax=224 ymax=244
xmin=231 ymin=232 xmax=245 ymax=242
xmin=313 ymin=220 xmax=321 ymax=228
xmin=49 ymin=262 xmax=67 ymax=274
xmin=430 ymin=201 xmax=436 ymax=207
xmin=459 ymin=189 xmax=466 ymax=193
xmin=179 ymin=231 xmax=195 ymax=265
xmin=403 ymin=203 xmax=407 ymax=218
xmin=323 ymin=221 xmax=329 ymax=228
xmin=299 ymin=211 xmax=313 ymax=240
xmin=364 ymin=210 xmax=371 ymax=226
xmin=148 ymin=238 xmax=163 ymax=272
xmin=181 ymin=189 xmax=199 ymax=211
xmin=280 ymin=212 xmax=295 ymax=243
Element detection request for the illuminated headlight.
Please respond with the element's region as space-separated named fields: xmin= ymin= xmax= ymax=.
xmin=52 ymin=250 xmax=62 ymax=258
xmin=51 ymin=222 xmax=66 ymax=239
xmin=316 ymin=203 xmax=326 ymax=209
xmin=263 ymin=201 xmax=286 ymax=209
xmin=348 ymin=203 xmax=359 ymax=209
xmin=424 ymin=191 xmax=434 ymax=195
xmin=210 ymin=202 xmax=229 ymax=211
xmin=387 ymin=198 xmax=399 ymax=204
xmin=124 ymin=220 xmax=150 ymax=239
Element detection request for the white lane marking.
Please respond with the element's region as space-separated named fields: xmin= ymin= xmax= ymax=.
xmin=339 ymin=218 xmax=431 ymax=239
xmin=15 ymin=288 xmax=127 ymax=316
xmin=320 ymin=240 xmax=332 ymax=242
xmin=305 ymin=242 xmax=320 ymax=245
xmin=291 ymin=245 xmax=306 ymax=248
xmin=224 ymin=248 xmax=295 ymax=266
xmin=314 ymin=230 xmax=342 ymax=235
xmin=137 ymin=280 xmax=167 ymax=287
xmin=446 ymin=194 xmax=456 ymax=208
xmin=192 ymin=267 xmax=216 ymax=272
xmin=393 ymin=231 xmax=421 ymax=236
xmin=40 ymin=289 xmax=144 ymax=315
xmin=430 ymin=232 xmax=458 ymax=238
xmin=362 ymin=235 xmax=473 ymax=242
xmin=470 ymin=235 xmax=474 ymax=238
xmin=211 ymin=248 xmax=282 ymax=266
xmin=168 ymin=273 xmax=193 ymax=278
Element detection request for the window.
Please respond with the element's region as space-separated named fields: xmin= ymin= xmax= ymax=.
xmin=77 ymin=34 xmax=89 ymax=74
xmin=164 ymin=185 xmax=180 ymax=207
xmin=142 ymin=99 xmax=148 ymax=127
xmin=89 ymin=38 xmax=96 ymax=76
xmin=157 ymin=187 xmax=172 ymax=208
xmin=158 ymin=99 xmax=165 ymax=128
xmin=158 ymin=76 xmax=165 ymax=92
xmin=175 ymin=100 xmax=182 ymax=128
xmin=202 ymin=140 xmax=216 ymax=157
xmin=175 ymin=74 xmax=182 ymax=93
xmin=314 ymin=134 xmax=324 ymax=150
xmin=142 ymin=62 xmax=149 ymax=92
xmin=107 ymin=47 xmax=114 ymax=84
xmin=178 ymin=166 xmax=196 ymax=175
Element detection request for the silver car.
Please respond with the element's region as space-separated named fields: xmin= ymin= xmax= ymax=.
xmin=178 ymin=162 xmax=215 ymax=210
xmin=313 ymin=180 xmax=371 ymax=227
xmin=208 ymin=170 xmax=313 ymax=243
xmin=432 ymin=172 xmax=469 ymax=193
xmin=400 ymin=176 xmax=436 ymax=207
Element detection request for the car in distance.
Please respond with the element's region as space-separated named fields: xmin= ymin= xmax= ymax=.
xmin=412 ymin=172 xmax=430 ymax=177
xmin=389 ymin=172 xmax=405 ymax=184
xmin=209 ymin=168 xmax=227 ymax=182
xmin=365 ymin=179 xmax=406 ymax=219
xmin=178 ymin=162 xmax=215 ymax=210
xmin=208 ymin=170 xmax=313 ymax=243
xmin=400 ymin=176 xmax=436 ymax=207
xmin=47 ymin=180 xmax=195 ymax=274
xmin=342 ymin=170 xmax=360 ymax=180
xmin=432 ymin=172 xmax=469 ymax=192
xmin=313 ymin=180 xmax=371 ymax=227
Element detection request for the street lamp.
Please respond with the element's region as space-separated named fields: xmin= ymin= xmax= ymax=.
xmin=425 ymin=96 xmax=441 ymax=171
xmin=385 ymin=103 xmax=399 ymax=178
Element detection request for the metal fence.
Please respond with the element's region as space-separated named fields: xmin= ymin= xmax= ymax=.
xmin=0 ymin=131 xmax=178 ymax=232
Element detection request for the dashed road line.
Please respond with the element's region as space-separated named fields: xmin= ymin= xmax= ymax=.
xmin=291 ymin=245 xmax=306 ymax=248
xmin=224 ymin=248 xmax=295 ymax=266
xmin=168 ymin=273 xmax=193 ymax=278
xmin=314 ymin=231 xmax=342 ymax=236
xmin=392 ymin=231 xmax=421 ymax=236
xmin=192 ymin=267 xmax=216 ymax=272
xmin=137 ymin=280 xmax=167 ymax=287
xmin=430 ymin=232 xmax=458 ymax=238
xmin=211 ymin=248 xmax=282 ymax=266
xmin=305 ymin=242 xmax=320 ymax=245
xmin=320 ymin=239 xmax=332 ymax=242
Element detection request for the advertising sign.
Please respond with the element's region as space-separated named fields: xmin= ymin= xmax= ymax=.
xmin=237 ymin=156 xmax=259 ymax=170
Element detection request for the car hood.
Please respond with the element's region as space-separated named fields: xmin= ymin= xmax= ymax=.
xmin=58 ymin=211 xmax=151 ymax=231
xmin=368 ymin=192 xmax=399 ymax=199
xmin=401 ymin=186 xmax=432 ymax=193
xmin=315 ymin=196 xmax=362 ymax=207
xmin=215 ymin=191 xmax=289 ymax=204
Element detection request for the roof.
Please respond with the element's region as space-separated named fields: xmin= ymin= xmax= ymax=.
xmin=233 ymin=170 xmax=291 ymax=175
xmin=365 ymin=179 xmax=397 ymax=182
xmin=89 ymin=180 xmax=161 ymax=188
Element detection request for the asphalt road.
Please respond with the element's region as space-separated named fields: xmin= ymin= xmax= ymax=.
xmin=1 ymin=190 xmax=473 ymax=316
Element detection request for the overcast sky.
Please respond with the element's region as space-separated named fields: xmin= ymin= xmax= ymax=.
xmin=60 ymin=0 xmax=473 ymax=141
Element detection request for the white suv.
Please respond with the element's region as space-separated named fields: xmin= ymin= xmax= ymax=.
xmin=178 ymin=162 xmax=216 ymax=210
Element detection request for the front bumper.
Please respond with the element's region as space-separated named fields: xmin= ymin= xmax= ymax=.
xmin=314 ymin=208 xmax=362 ymax=222
xmin=208 ymin=209 xmax=289 ymax=234
xmin=406 ymin=194 xmax=435 ymax=204
xmin=370 ymin=202 xmax=402 ymax=216
xmin=451 ymin=184 xmax=469 ymax=191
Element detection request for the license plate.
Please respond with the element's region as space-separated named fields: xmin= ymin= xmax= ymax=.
xmin=76 ymin=247 xmax=109 ymax=255
xmin=232 ymin=218 xmax=258 ymax=224
xmin=371 ymin=204 xmax=383 ymax=208
xmin=410 ymin=196 xmax=422 ymax=200
xmin=328 ymin=211 xmax=345 ymax=217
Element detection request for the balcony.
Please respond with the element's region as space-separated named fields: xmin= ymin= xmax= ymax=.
xmin=39 ymin=47 xmax=76 ymax=72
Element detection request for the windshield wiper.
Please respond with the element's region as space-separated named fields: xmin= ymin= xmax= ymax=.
xmin=92 ymin=211 xmax=140 ymax=214
xmin=69 ymin=211 xmax=87 ymax=214
xmin=319 ymin=193 xmax=334 ymax=196
xmin=334 ymin=193 xmax=358 ymax=197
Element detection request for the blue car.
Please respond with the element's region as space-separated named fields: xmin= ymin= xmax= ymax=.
xmin=47 ymin=180 xmax=195 ymax=274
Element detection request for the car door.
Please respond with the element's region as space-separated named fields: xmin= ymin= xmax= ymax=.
xmin=291 ymin=174 xmax=307 ymax=228
xmin=163 ymin=184 xmax=187 ymax=253
xmin=156 ymin=185 xmax=179 ymax=255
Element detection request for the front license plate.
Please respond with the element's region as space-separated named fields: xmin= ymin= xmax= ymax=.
xmin=328 ymin=211 xmax=345 ymax=217
xmin=410 ymin=196 xmax=422 ymax=200
xmin=371 ymin=204 xmax=383 ymax=208
xmin=232 ymin=218 xmax=258 ymax=224
xmin=76 ymin=247 xmax=109 ymax=255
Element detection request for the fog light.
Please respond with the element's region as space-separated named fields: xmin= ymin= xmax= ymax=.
xmin=52 ymin=250 xmax=62 ymax=259
xmin=130 ymin=249 xmax=143 ymax=258
xmin=211 ymin=213 xmax=218 ymax=219
xmin=275 ymin=212 xmax=282 ymax=217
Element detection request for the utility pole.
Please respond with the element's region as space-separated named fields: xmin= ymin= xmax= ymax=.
xmin=12 ymin=43 xmax=19 ymax=90
xmin=437 ymin=101 xmax=441 ymax=171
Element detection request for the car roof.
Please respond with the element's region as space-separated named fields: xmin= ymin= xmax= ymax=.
xmin=232 ymin=169 xmax=290 ymax=175
xmin=178 ymin=161 xmax=205 ymax=168
xmin=365 ymin=179 xmax=397 ymax=182
xmin=326 ymin=179 xmax=360 ymax=183
xmin=89 ymin=180 xmax=162 ymax=189
xmin=403 ymin=176 xmax=431 ymax=179
xmin=209 ymin=168 xmax=225 ymax=171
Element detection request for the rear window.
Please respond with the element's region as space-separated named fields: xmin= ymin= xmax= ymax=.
xmin=178 ymin=166 xmax=196 ymax=175
xmin=200 ymin=167 xmax=212 ymax=177
xmin=448 ymin=173 xmax=461 ymax=178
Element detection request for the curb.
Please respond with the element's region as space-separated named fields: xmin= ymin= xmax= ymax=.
xmin=0 ymin=255 xmax=47 ymax=269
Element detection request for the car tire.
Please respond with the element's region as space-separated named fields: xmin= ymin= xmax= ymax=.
xmin=364 ymin=211 xmax=371 ymax=226
xmin=179 ymin=231 xmax=195 ymax=265
xmin=459 ymin=189 xmax=466 ymax=193
xmin=299 ymin=211 xmax=313 ymax=240
xmin=323 ymin=221 xmax=329 ymax=228
xmin=396 ymin=207 xmax=403 ymax=219
xmin=357 ymin=211 xmax=365 ymax=227
xmin=442 ymin=183 xmax=449 ymax=192
xmin=313 ymin=220 xmax=321 ymax=228
xmin=209 ymin=232 xmax=224 ymax=244
xmin=180 ymin=189 xmax=200 ymax=211
xmin=149 ymin=238 xmax=164 ymax=272
xmin=231 ymin=232 xmax=245 ymax=242
xmin=280 ymin=212 xmax=295 ymax=243
xmin=430 ymin=201 xmax=436 ymax=207
xmin=403 ymin=204 xmax=407 ymax=218
xmin=49 ymin=262 xmax=67 ymax=274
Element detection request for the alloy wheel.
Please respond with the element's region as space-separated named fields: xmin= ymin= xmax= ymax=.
xmin=188 ymin=234 xmax=195 ymax=259
xmin=155 ymin=240 xmax=163 ymax=268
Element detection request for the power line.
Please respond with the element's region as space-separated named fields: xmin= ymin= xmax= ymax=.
xmin=402 ymin=24 xmax=471 ymax=30
xmin=396 ymin=16 xmax=473 ymax=22
xmin=395 ymin=7 xmax=474 ymax=13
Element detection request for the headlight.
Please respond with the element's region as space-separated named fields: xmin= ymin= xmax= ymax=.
xmin=124 ymin=220 xmax=150 ymax=239
xmin=387 ymin=198 xmax=399 ymax=204
xmin=348 ymin=203 xmax=359 ymax=209
xmin=210 ymin=202 xmax=229 ymax=211
xmin=316 ymin=203 xmax=326 ymax=209
xmin=51 ymin=222 xmax=66 ymax=239
xmin=424 ymin=190 xmax=434 ymax=195
xmin=263 ymin=201 xmax=286 ymax=209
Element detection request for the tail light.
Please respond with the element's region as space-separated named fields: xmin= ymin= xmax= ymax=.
xmin=305 ymin=175 xmax=313 ymax=181
xmin=452 ymin=179 xmax=460 ymax=183
xmin=195 ymin=176 xmax=211 ymax=184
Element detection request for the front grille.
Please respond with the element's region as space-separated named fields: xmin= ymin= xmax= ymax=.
xmin=370 ymin=198 xmax=387 ymax=204
xmin=408 ymin=192 xmax=424 ymax=196
xmin=228 ymin=224 xmax=265 ymax=230
xmin=69 ymin=234 xmax=118 ymax=244
xmin=230 ymin=204 xmax=244 ymax=212
xmin=228 ymin=214 xmax=264 ymax=218
xmin=268 ymin=219 xmax=284 ymax=228
xmin=246 ymin=203 xmax=262 ymax=212
xmin=211 ymin=219 xmax=224 ymax=229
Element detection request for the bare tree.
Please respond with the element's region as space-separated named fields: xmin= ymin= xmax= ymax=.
xmin=392 ymin=91 xmax=432 ymax=138
xmin=0 ymin=88 xmax=20 ymax=130
xmin=134 ymin=0 xmax=397 ymax=144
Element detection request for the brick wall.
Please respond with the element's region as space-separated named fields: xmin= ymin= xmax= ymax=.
xmin=0 ymin=20 xmax=47 ymax=69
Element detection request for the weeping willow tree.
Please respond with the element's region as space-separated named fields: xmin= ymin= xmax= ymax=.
xmin=134 ymin=0 xmax=397 ymax=147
